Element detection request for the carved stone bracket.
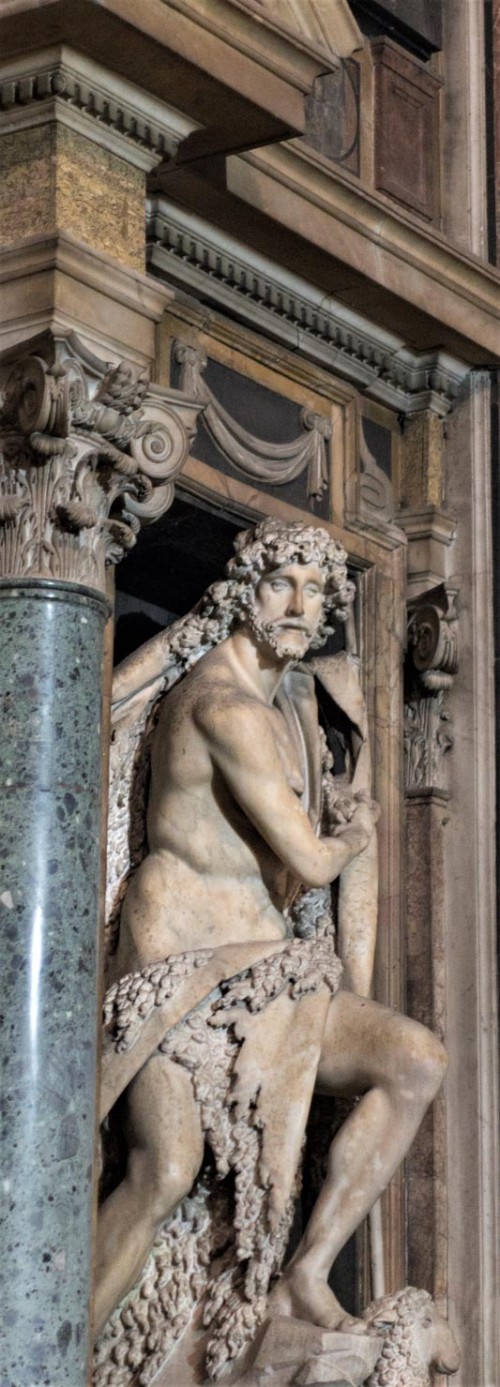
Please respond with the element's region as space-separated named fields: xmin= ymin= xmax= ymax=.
xmin=404 ymin=584 xmax=459 ymax=794
xmin=0 ymin=334 xmax=204 ymax=593
xmin=174 ymin=341 xmax=330 ymax=503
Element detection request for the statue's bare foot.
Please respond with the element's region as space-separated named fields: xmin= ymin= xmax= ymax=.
xmin=269 ymin=1265 xmax=368 ymax=1335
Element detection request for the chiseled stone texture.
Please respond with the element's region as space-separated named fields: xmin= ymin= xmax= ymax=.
xmin=0 ymin=124 xmax=56 ymax=243
xmin=0 ymin=122 xmax=145 ymax=270
xmin=0 ymin=581 xmax=107 ymax=1387
xmin=400 ymin=410 xmax=444 ymax=510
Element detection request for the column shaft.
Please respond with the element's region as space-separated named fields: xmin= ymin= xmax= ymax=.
xmin=0 ymin=580 xmax=107 ymax=1387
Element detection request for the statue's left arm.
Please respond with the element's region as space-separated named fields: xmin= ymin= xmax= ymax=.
xmin=338 ymin=693 xmax=378 ymax=999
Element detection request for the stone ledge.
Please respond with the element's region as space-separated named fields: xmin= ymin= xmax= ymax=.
xmin=0 ymin=233 xmax=173 ymax=365
xmin=0 ymin=0 xmax=338 ymax=148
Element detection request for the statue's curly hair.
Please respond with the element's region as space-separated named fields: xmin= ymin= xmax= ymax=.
xmin=166 ymin=518 xmax=354 ymax=671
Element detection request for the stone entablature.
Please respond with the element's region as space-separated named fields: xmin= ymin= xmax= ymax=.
xmin=147 ymin=197 xmax=470 ymax=414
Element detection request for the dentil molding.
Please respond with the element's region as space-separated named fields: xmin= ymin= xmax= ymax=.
xmin=0 ymin=48 xmax=199 ymax=171
xmin=147 ymin=197 xmax=470 ymax=414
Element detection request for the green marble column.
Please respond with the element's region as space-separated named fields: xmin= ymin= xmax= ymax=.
xmin=0 ymin=580 xmax=108 ymax=1386
xmin=0 ymin=332 xmax=200 ymax=1387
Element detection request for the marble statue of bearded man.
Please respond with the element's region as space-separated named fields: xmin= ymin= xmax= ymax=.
xmin=93 ymin=518 xmax=446 ymax=1387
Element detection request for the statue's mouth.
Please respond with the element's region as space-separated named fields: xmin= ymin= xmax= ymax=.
xmin=273 ymin=621 xmax=310 ymax=633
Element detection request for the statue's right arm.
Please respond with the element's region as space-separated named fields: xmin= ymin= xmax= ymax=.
xmin=196 ymin=699 xmax=377 ymax=889
xmin=112 ymin=629 xmax=174 ymax=708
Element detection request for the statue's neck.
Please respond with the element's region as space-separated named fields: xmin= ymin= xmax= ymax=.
xmin=224 ymin=628 xmax=293 ymax=705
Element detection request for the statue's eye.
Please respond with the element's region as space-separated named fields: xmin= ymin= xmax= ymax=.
xmin=270 ymin=580 xmax=287 ymax=591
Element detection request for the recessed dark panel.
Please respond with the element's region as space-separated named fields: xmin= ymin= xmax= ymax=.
xmin=350 ymin=0 xmax=442 ymax=56
xmin=305 ymin=61 xmax=360 ymax=177
xmin=363 ymin=417 xmax=393 ymax=479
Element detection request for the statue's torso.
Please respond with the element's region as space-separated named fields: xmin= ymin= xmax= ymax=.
xmin=115 ymin=648 xmax=309 ymax=974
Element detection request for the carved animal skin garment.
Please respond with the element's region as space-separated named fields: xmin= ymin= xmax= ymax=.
xmin=96 ymin=943 xmax=341 ymax=1384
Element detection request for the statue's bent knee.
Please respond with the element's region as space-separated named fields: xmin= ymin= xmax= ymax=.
xmin=127 ymin=1147 xmax=195 ymax=1223
xmin=400 ymin=1026 xmax=447 ymax=1104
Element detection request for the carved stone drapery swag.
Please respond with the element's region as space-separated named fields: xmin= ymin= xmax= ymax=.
xmin=174 ymin=341 xmax=331 ymax=503
xmin=0 ymin=334 xmax=204 ymax=592
xmin=404 ymin=584 xmax=459 ymax=794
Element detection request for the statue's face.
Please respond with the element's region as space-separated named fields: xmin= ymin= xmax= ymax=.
xmin=248 ymin=561 xmax=326 ymax=660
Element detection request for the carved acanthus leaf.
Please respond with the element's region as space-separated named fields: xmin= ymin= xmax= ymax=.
xmin=0 ymin=336 xmax=203 ymax=592
xmin=174 ymin=342 xmax=330 ymax=503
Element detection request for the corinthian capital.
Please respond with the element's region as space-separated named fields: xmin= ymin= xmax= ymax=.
xmin=0 ymin=334 xmax=203 ymax=593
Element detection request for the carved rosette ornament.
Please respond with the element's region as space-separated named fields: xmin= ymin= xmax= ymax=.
xmin=0 ymin=335 xmax=203 ymax=592
xmin=404 ymin=584 xmax=459 ymax=793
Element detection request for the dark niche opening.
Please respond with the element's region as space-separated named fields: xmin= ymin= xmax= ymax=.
xmin=114 ymin=493 xmax=242 ymax=665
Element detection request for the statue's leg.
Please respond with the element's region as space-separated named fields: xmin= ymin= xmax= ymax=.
xmin=94 ymin=1051 xmax=204 ymax=1337
xmin=271 ymin=990 xmax=446 ymax=1330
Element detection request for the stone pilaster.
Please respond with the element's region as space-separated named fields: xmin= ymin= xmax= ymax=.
xmin=403 ymin=584 xmax=458 ymax=1314
xmin=0 ymin=332 xmax=202 ymax=1387
xmin=400 ymin=409 xmax=445 ymax=512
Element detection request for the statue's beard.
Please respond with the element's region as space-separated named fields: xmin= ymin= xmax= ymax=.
xmin=246 ymin=608 xmax=312 ymax=661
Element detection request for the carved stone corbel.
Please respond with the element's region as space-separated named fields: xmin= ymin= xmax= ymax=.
xmin=0 ymin=334 xmax=204 ymax=593
xmin=404 ymin=583 xmax=459 ymax=794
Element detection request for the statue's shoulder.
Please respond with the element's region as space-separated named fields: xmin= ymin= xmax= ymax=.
xmin=188 ymin=655 xmax=267 ymax=736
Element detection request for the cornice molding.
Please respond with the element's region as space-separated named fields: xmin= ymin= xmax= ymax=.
xmin=0 ymin=0 xmax=332 ymax=142
xmin=160 ymin=0 xmax=346 ymax=88
xmin=226 ymin=141 xmax=500 ymax=363
xmin=147 ymin=197 xmax=470 ymax=413
xmin=0 ymin=47 xmax=199 ymax=169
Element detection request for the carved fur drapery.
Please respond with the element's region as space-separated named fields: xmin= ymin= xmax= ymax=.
xmin=0 ymin=334 xmax=203 ymax=592
xmin=404 ymin=584 xmax=459 ymax=793
xmin=174 ymin=342 xmax=330 ymax=502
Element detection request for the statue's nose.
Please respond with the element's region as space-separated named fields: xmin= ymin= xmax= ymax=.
xmin=287 ymin=588 xmax=304 ymax=616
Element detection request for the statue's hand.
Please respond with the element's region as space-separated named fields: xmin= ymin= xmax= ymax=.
xmin=348 ymin=798 xmax=380 ymax=845
xmin=331 ymin=797 xmax=379 ymax=853
xmin=328 ymin=789 xmax=379 ymax=837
